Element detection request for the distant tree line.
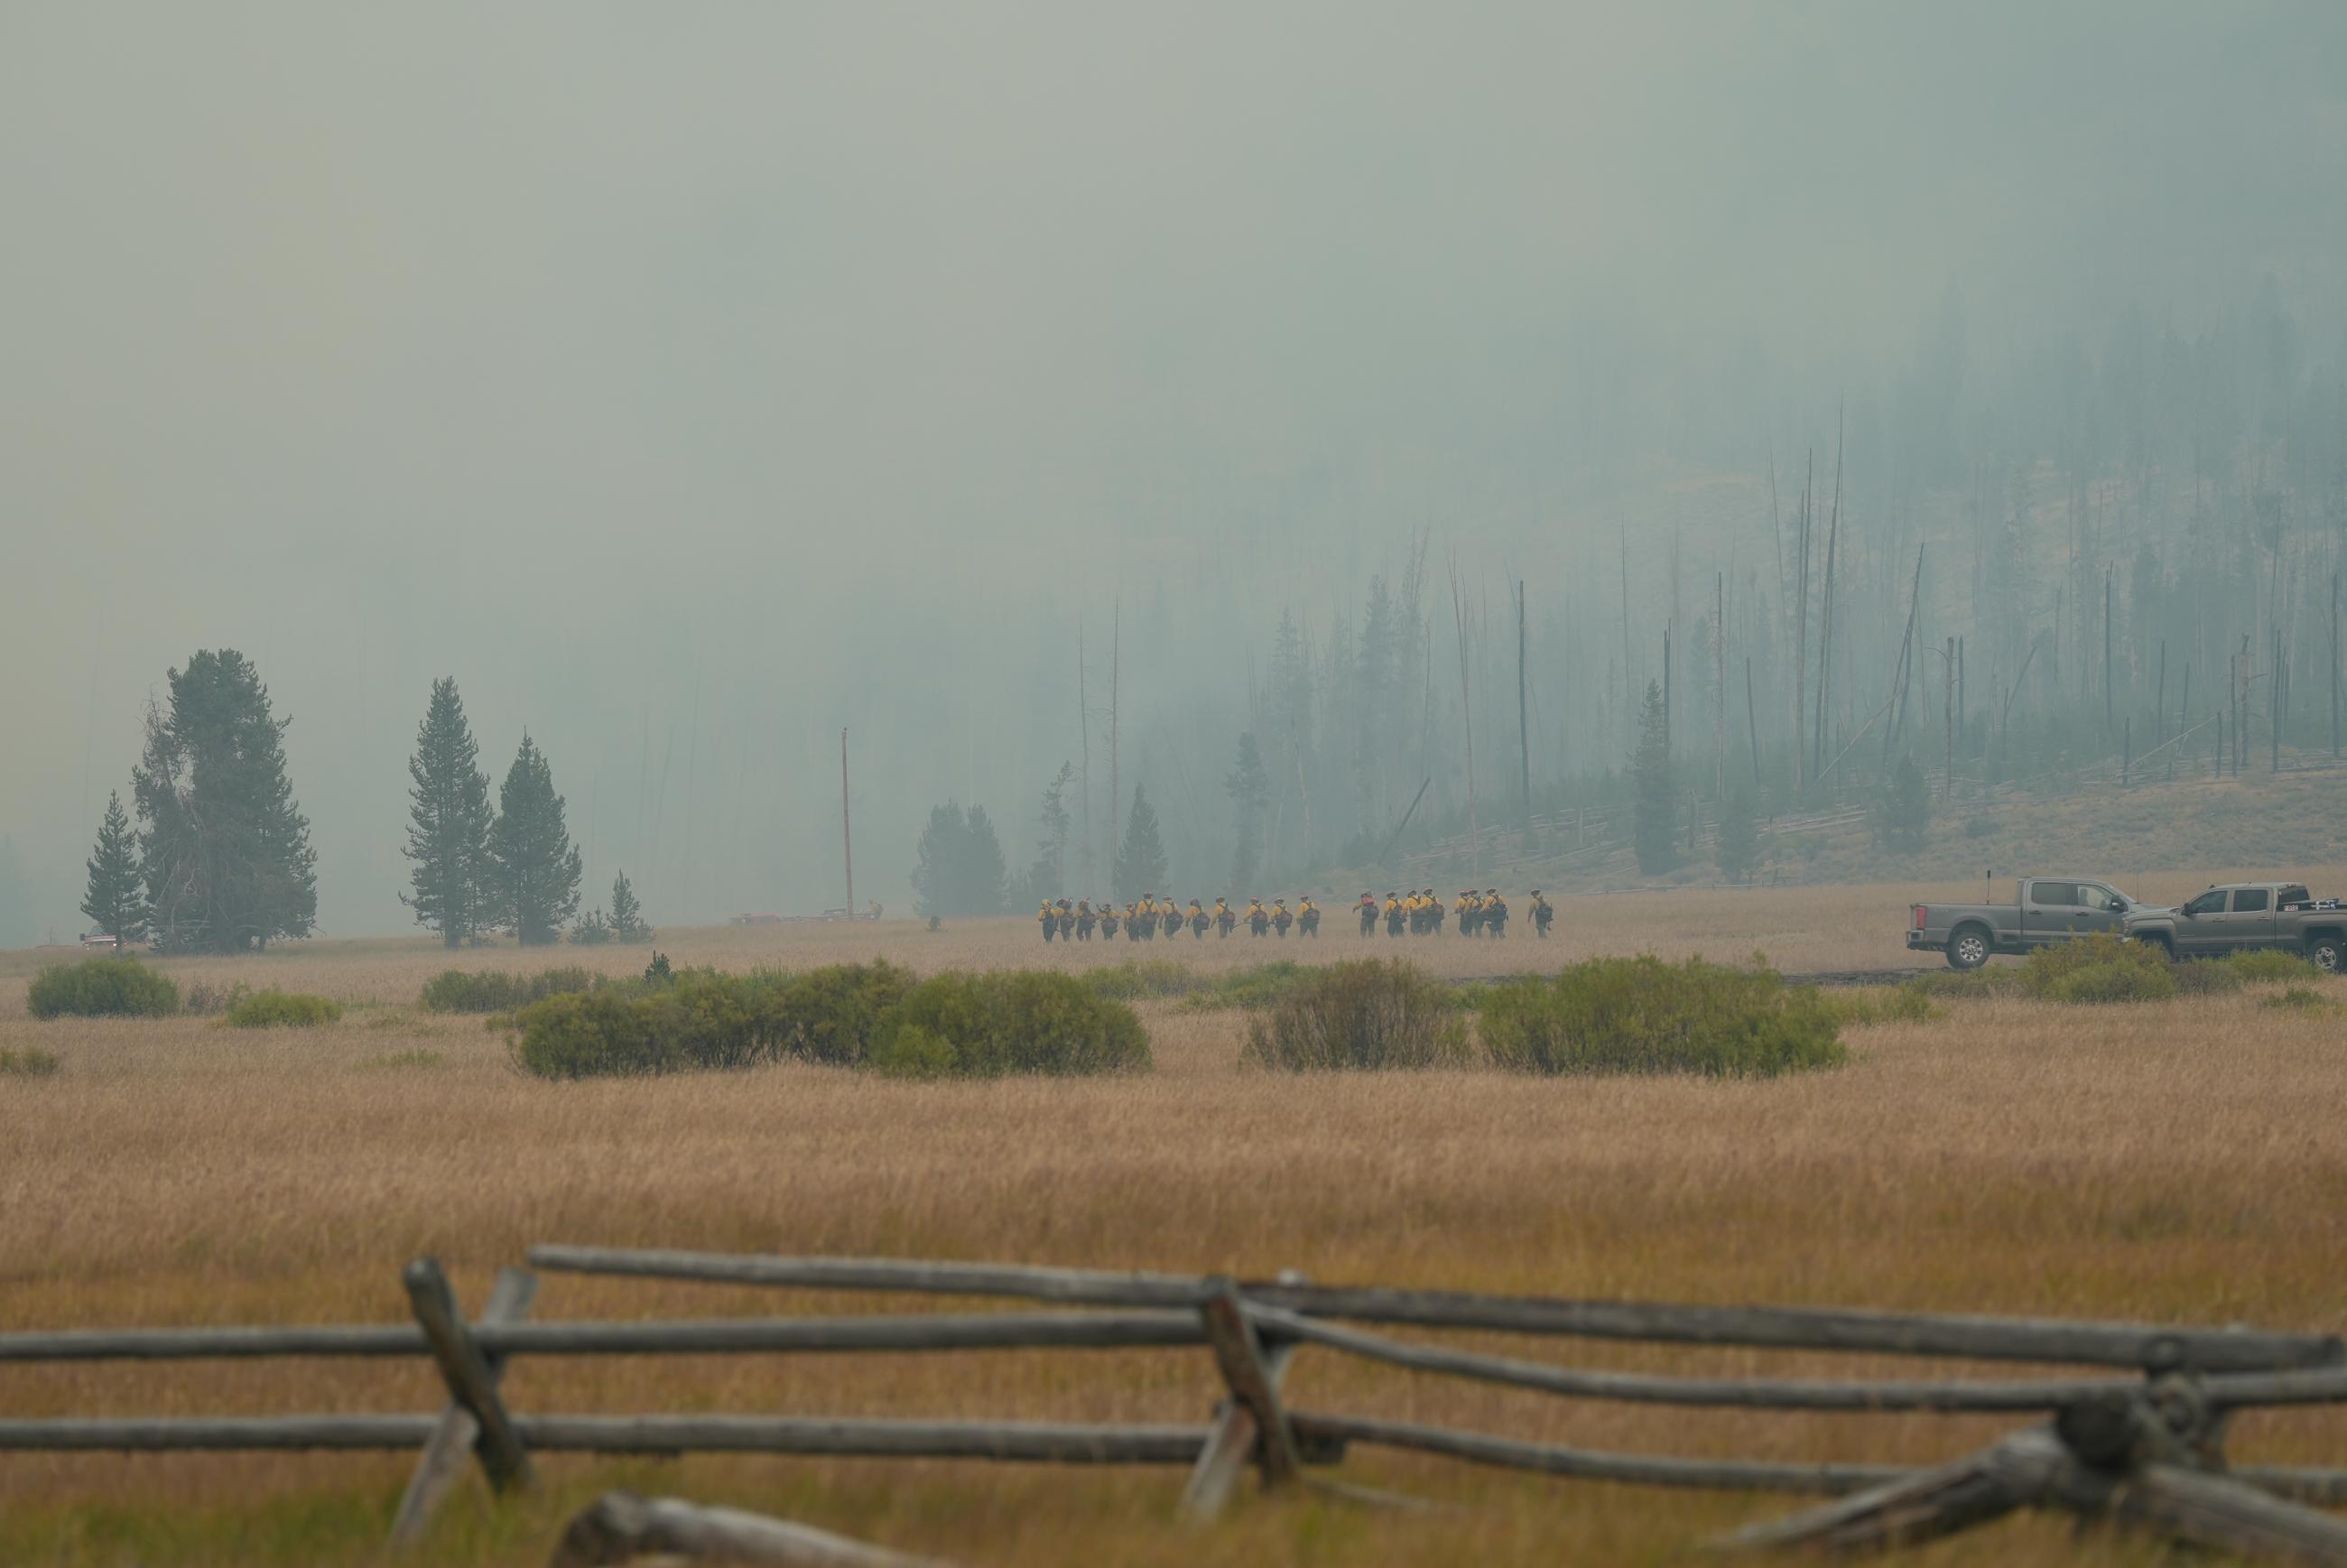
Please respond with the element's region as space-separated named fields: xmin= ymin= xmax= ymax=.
xmin=79 ymin=657 xmax=645 ymax=952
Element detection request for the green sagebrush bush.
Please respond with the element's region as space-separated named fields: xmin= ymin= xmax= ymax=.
xmin=1081 ymin=960 xmax=1308 ymax=1012
xmin=1479 ymin=955 xmax=1843 ymax=1078
xmin=0 ymin=1047 xmax=62 ymax=1078
xmin=506 ymin=961 xmax=919 ymax=1079
xmin=27 ymin=957 xmax=179 ymax=1019
xmin=2173 ymin=958 xmax=2246 ymax=997
xmin=1081 ymin=960 xmax=1203 ymax=1001
xmin=2018 ymin=932 xmax=2176 ymax=1003
xmin=2228 ymin=949 xmax=2318 ymax=983
xmin=2260 ymin=983 xmax=2334 ymax=1013
xmin=868 ymin=970 xmax=1151 ymax=1080
xmin=419 ymin=966 xmax=595 ymax=1013
xmin=1242 ymin=960 xmax=1468 ymax=1072
xmin=1825 ymin=986 xmax=1935 ymax=1027
xmin=221 ymin=988 xmax=343 ymax=1027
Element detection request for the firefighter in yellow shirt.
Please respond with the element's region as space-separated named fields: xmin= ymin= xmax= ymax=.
xmin=1099 ymin=902 xmax=1119 ymax=941
xmin=1426 ymin=889 xmax=1447 ymax=935
xmin=1296 ymin=896 xmax=1320 ymax=937
xmin=1456 ymin=890 xmax=1480 ymax=937
xmin=1037 ymin=902 xmax=1056 ymax=944
xmin=1271 ymin=898 xmax=1292 ymax=937
xmin=1187 ymin=899 xmax=1209 ymax=939
xmin=1214 ymin=897 xmax=1237 ymax=938
xmin=1384 ymin=893 xmax=1405 ymax=937
xmin=1529 ymin=889 xmax=1554 ymax=939
xmin=1246 ymin=897 xmax=1270 ymax=936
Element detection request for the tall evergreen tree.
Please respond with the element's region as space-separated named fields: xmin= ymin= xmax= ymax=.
xmin=487 ymin=733 xmax=582 ymax=945
xmin=1631 ymin=679 xmax=1678 ymax=876
xmin=963 ymin=805 xmax=1009 ymax=914
xmin=1224 ymin=732 xmax=1270 ymax=893
xmin=133 ymin=649 xmax=318 ymax=952
xmin=1113 ymin=785 xmax=1169 ymax=903
xmin=400 ymin=678 xmax=494 ymax=949
xmin=1021 ymin=762 xmax=1074 ymax=903
xmin=81 ymin=791 xmax=146 ymax=944
xmin=608 ymin=869 xmax=652 ymax=942
xmin=911 ymin=803 xmax=1007 ymax=917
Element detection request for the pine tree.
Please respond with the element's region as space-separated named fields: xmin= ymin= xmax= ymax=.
xmin=1878 ymin=755 xmax=1933 ymax=855
xmin=400 ymin=678 xmax=495 ymax=949
xmin=1224 ymin=732 xmax=1270 ymax=893
xmin=1631 ymin=680 xmax=1678 ymax=876
xmin=1021 ymin=762 xmax=1075 ymax=904
xmin=1113 ymin=785 xmax=1169 ymax=903
xmin=133 ymin=650 xmax=318 ymax=952
xmin=1714 ymin=784 xmax=1761 ymax=886
xmin=609 ymin=869 xmax=652 ymax=942
xmin=81 ymin=791 xmax=146 ymax=944
xmin=962 ymin=805 xmax=1008 ymax=915
xmin=911 ymin=804 xmax=1007 ymax=917
xmin=487 ymin=733 xmax=583 ymax=945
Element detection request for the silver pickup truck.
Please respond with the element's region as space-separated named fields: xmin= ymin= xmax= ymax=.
xmin=2121 ymin=882 xmax=2347 ymax=970
xmin=1907 ymin=876 xmax=2136 ymax=970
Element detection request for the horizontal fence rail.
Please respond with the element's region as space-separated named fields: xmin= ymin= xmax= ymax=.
xmin=6 ymin=1247 xmax=2345 ymax=1562
xmin=526 ymin=1246 xmax=2343 ymax=1373
xmin=0 ymin=1311 xmax=1210 ymax=1363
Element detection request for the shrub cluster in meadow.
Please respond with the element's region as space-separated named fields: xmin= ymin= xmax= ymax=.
xmin=1082 ymin=960 xmax=1311 ymax=1012
xmin=1480 ymin=955 xmax=1845 ymax=1078
xmin=505 ymin=960 xmax=1149 ymax=1081
xmin=26 ymin=957 xmax=181 ymax=1019
xmin=220 ymin=988 xmax=344 ymax=1028
xmin=0 ymin=1047 xmax=62 ymax=1078
xmin=1910 ymin=935 xmax=2334 ymax=1005
xmin=1243 ymin=960 xmax=1470 ymax=1071
xmin=419 ymin=966 xmax=597 ymax=1013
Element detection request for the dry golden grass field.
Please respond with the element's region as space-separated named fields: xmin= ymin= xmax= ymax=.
xmin=4 ymin=869 xmax=2345 ymax=1566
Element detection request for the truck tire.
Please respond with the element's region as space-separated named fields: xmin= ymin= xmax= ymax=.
xmin=1946 ymin=925 xmax=1991 ymax=971
xmin=2307 ymin=933 xmax=2344 ymax=974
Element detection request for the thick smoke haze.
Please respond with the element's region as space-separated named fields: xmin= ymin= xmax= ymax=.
xmin=4 ymin=3 xmax=2342 ymax=940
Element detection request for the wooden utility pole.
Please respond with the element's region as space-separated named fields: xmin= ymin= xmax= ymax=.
xmin=1450 ymin=553 xmax=1480 ymax=877
xmin=1109 ymin=605 xmax=1120 ymax=858
xmin=2155 ymin=640 xmax=2166 ymax=748
xmin=1813 ymin=472 xmax=1840 ymax=784
xmin=2272 ymin=626 xmax=2283 ymax=775
xmin=1663 ymin=626 xmax=1673 ymax=761
xmin=1794 ymin=452 xmax=1812 ymax=791
xmin=2112 ymin=563 xmax=2130 ymax=737
xmin=1077 ymin=618 xmax=1092 ymax=886
xmin=1745 ymin=656 xmax=1761 ymax=784
xmin=1517 ymin=580 xmax=1532 ymax=831
xmin=840 ymin=729 xmax=855 ymax=918
xmin=1713 ymin=572 xmax=1726 ymax=802
xmin=1943 ymin=636 xmax=1956 ymax=801
xmin=2333 ymin=573 xmax=2342 ymax=760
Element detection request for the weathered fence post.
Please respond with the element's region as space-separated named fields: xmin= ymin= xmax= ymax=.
xmin=1181 ymin=1273 xmax=1303 ymax=1519
xmin=401 ymin=1258 xmax=533 ymax=1498
xmin=389 ymin=1265 xmax=538 ymax=1545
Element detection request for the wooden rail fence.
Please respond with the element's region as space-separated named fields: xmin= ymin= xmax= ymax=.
xmin=5 ymin=1248 xmax=2346 ymax=1559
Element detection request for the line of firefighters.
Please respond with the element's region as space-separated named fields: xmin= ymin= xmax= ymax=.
xmin=1038 ymin=888 xmax=1554 ymax=942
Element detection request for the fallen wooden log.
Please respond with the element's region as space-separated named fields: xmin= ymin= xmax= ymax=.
xmin=547 ymin=1492 xmax=949 ymax=1567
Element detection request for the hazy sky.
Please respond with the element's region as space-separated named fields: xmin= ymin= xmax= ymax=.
xmin=5 ymin=3 xmax=2342 ymax=939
